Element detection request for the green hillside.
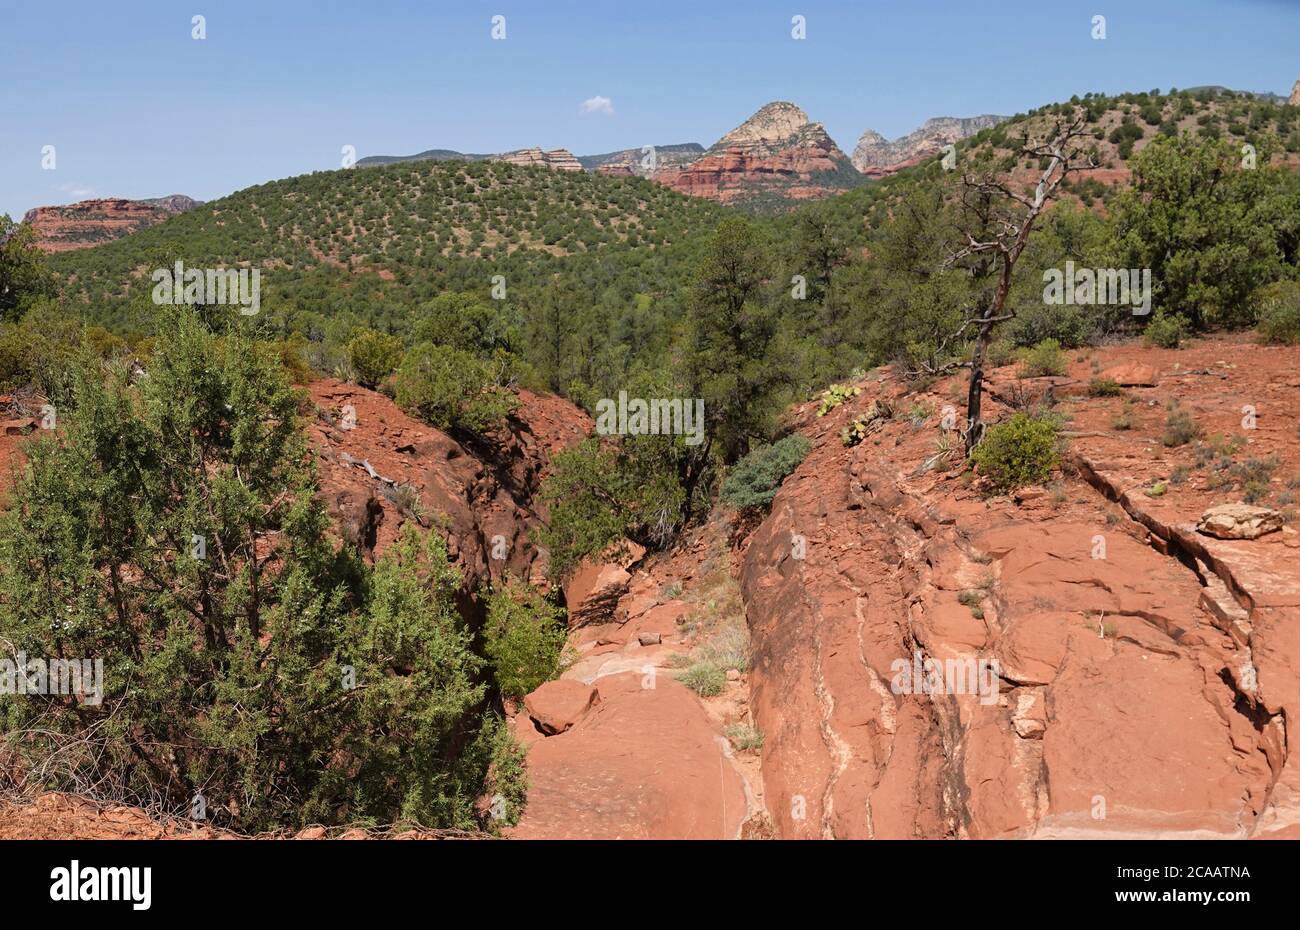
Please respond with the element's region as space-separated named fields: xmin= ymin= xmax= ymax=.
xmin=789 ymin=86 xmax=1300 ymax=246
xmin=53 ymin=158 xmax=727 ymax=329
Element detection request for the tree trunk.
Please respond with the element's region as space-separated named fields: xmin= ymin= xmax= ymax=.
xmin=964 ymin=318 xmax=991 ymax=453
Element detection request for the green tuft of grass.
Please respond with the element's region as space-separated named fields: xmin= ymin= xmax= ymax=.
xmin=676 ymin=662 xmax=727 ymax=697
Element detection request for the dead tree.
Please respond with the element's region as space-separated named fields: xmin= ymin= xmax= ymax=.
xmin=943 ymin=113 xmax=1098 ymax=451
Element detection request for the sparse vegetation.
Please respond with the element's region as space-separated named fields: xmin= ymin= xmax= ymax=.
xmin=1162 ymin=407 xmax=1201 ymax=447
xmin=1230 ymin=455 xmax=1280 ymax=504
xmin=958 ymin=590 xmax=986 ymax=619
xmin=725 ymin=723 xmax=765 ymax=753
xmin=816 ymin=382 xmax=861 ymax=416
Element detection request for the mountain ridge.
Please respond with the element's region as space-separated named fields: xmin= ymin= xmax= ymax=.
xmin=852 ymin=114 xmax=1009 ymax=177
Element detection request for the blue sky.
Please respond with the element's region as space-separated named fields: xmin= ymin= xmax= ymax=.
xmin=3 ymin=0 xmax=1299 ymax=219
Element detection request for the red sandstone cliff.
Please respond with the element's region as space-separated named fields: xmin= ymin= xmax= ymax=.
xmin=20 ymin=195 xmax=199 ymax=252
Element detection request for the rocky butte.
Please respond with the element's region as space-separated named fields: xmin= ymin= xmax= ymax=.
xmin=653 ymin=101 xmax=864 ymax=207
xmin=492 ymin=147 xmax=584 ymax=172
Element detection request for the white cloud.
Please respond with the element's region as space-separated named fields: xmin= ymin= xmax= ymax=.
xmin=579 ymin=95 xmax=615 ymax=116
xmin=57 ymin=181 xmax=95 ymax=198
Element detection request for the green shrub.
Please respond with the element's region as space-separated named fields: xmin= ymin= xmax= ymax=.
xmin=1231 ymin=455 xmax=1279 ymax=503
xmin=1256 ymin=281 xmax=1300 ymax=345
xmin=348 ymin=329 xmax=404 ymax=388
xmin=1088 ymin=378 xmax=1124 ymax=397
xmin=0 ymin=324 xmax=34 ymax=391
xmin=535 ymin=428 xmax=698 ymax=580
xmin=1019 ymin=338 xmax=1067 ymax=377
xmin=985 ymin=338 xmax=1019 ymax=368
xmin=969 ymin=413 xmax=1061 ymax=492
xmin=271 ymin=332 xmax=317 ymax=385
xmin=957 ymin=589 xmax=985 ymax=618
xmin=395 ymin=342 xmax=518 ymax=433
xmin=483 ymin=578 xmax=568 ymax=699
xmin=0 ymin=311 xmax=513 ymax=833
xmin=1006 ymin=303 xmax=1095 ymax=350
xmin=720 ymin=433 xmax=811 ymax=511
xmin=1143 ymin=310 xmax=1192 ymax=348
xmin=677 ymin=662 xmax=726 ymax=697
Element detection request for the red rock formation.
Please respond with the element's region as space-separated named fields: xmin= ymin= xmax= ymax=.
xmin=307 ymin=379 xmax=590 ymax=590
xmin=10 ymin=337 xmax=1300 ymax=842
xmin=739 ymin=334 xmax=1300 ymax=838
xmin=21 ymin=195 xmax=199 ymax=252
xmin=655 ymin=143 xmax=851 ymax=205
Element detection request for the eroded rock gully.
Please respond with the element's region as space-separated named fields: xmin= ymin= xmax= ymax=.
xmin=307 ymin=378 xmax=590 ymax=591
xmin=508 ymin=517 xmax=760 ymax=839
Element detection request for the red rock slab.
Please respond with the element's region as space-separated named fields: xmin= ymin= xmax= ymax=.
xmin=508 ymin=672 xmax=747 ymax=839
xmin=1037 ymin=646 xmax=1267 ymax=837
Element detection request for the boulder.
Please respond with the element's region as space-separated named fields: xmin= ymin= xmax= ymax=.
xmin=562 ymin=539 xmax=645 ymax=628
xmin=1097 ymin=363 xmax=1157 ymax=387
xmin=523 ymin=680 xmax=599 ymax=735
xmin=564 ymin=564 xmax=632 ymax=627
xmin=1197 ymin=503 xmax=1283 ymax=540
